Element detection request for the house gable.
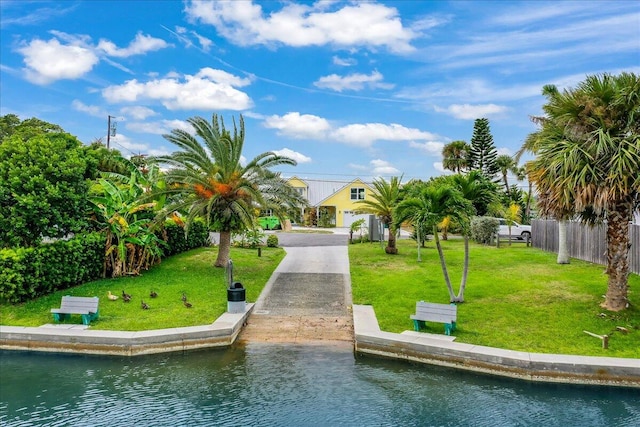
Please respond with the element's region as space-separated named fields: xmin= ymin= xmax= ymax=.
xmin=319 ymin=178 xmax=374 ymax=211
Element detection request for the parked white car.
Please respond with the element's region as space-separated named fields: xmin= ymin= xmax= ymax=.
xmin=497 ymin=218 xmax=532 ymax=240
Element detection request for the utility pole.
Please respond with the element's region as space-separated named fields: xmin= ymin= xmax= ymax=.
xmin=107 ymin=115 xmax=117 ymax=149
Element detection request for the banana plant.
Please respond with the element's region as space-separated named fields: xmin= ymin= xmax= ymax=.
xmin=90 ymin=176 xmax=163 ymax=277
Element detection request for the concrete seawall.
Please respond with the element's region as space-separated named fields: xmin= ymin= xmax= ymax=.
xmin=0 ymin=304 xmax=254 ymax=356
xmin=353 ymin=304 xmax=640 ymax=388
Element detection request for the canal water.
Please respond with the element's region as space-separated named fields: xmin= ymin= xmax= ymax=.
xmin=1 ymin=344 xmax=638 ymax=426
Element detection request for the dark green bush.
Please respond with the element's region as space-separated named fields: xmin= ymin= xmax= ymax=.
xmin=266 ymin=234 xmax=279 ymax=248
xmin=1 ymin=220 xmax=210 ymax=304
xmin=162 ymin=219 xmax=209 ymax=256
xmin=471 ymin=216 xmax=499 ymax=245
xmin=0 ymin=233 xmax=104 ymax=303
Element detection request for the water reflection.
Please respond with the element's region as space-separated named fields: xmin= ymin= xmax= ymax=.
xmin=1 ymin=345 xmax=638 ymax=426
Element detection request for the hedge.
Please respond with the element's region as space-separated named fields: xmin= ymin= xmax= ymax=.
xmin=161 ymin=219 xmax=209 ymax=256
xmin=0 ymin=220 xmax=210 ymax=303
xmin=0 ymin=232 xmax=104 ymax=303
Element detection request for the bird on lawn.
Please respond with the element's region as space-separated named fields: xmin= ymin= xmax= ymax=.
xmin=122 ymin=291 xmax=132 ymax=302
xmin=141 ymin=300 xmax=150 ymax=310
xmin=107 ymin=291 xmax=119 ymax=301
xmin=184 ymin=300 xmax=193 ymax=308
xmin=181 ymin=292 xmax=187 ymax=302
xmin=150 ymin=289 xmax=158 ymax=298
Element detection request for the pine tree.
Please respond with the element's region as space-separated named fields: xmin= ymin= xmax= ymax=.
xmin=468 ymin=118 xmax=499 ymax=178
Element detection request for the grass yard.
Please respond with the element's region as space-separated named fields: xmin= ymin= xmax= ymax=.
xmin=1 ymin=246 xmax=284 ymax=331
xmin=349 ymin=238 xmax=640 ymax=358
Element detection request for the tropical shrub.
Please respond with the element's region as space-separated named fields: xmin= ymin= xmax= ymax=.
xmin=266 ymin=234 xmax=279 ymax=248
xmin=234 ymin=228 xmax=265 ymax=249
xmin=471 ymin=216 xmax=499 ymax=244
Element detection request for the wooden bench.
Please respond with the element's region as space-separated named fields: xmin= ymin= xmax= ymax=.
xmin=410 ymin=301 xmax=457 ymax=336
xmin=51 ymin=296 xmax=99 ymax=325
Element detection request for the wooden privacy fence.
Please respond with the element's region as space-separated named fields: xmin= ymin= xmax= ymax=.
xmin=531 ymin=219 xmax=640 ymax=275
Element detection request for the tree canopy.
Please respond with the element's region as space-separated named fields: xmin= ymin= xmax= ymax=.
xmin=528 ymin=72 xmax=640 ymax=311
xmin=155 ymin=114 xmax=306 ymax=267
xmin=0 ymin=132 xmax=92 ymax=247
xmin=468 ymin=118 xmax=499 ymax=179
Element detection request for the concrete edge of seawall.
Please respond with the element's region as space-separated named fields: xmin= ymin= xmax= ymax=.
xmin=0 ymin=303 xmax=254 ymax=356
xmin=353 ymin=304 xmax=640 ymax=388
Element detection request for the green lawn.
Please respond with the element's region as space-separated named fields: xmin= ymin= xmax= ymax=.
xmin=1 ymin=246 xmax=284 ymax=331
xmin=349 ymin=238 xmax=640 ymax=358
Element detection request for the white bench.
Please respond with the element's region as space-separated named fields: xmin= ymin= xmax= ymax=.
xmin=51 ymin=296 xmax=99 ymax=325
xmin=410 ymin=301 xmax=457 ymax=336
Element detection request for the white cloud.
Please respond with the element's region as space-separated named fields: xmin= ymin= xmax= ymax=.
xmin=428 ymin=10 xmax=639 ymax=72
xmin=433 ymin=162 xmax=447 ymax=173
xmin=18 ymin=38 xmax=98 ymax=84
xmin=106 ymin=133 xmax=171 ymax=157
xmin=396 ymin=78 xmax=547 ymax=104
xmin=102 ymin=68 xmax=253 ymax=111
xmin=348 ymin=163 xmax=368 ymax=171
xmin=332 ymin=55 xmax=357 ymax=66
xmin=370 ymin=159 xmax=399 ymax=175
xmin=16 ymin=31 xmax=170 ymax=84
xmin=263 ymin=112 xmax=331 ymax=139
xmin=97 ymin=32 xmax=169 ymax=57
xmin=272 ymin=148 xmax=312 ymax=164
xmin=120 ymin=106 xmax=157 ymax=120
xmin=192 ymin=31 xmax=213 ymax=51
xmin=497 ymin=147 xmax=513 ymax=156
xmin=434 ymin=103 xmax=508 ymax=120
xmin=184 ymin=0 xmax=417 ymax=53
xmin=71 ymin=99 xmax=105 ymax=117
xmin=262 ymin=112 xmax=444 ymax=150
xmin=331 ymin=123 xmax=439 ymax=147
xmin=126 ymin=119 xmax=193 ymax=135
xmin=409 ymin=140 xmax=445 ymax=156
xmin=313 ymin=70 xmax=394 ymax=92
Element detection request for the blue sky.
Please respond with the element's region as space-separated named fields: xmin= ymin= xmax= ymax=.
xmin=1 ymin=0 xmax=638 ymax=184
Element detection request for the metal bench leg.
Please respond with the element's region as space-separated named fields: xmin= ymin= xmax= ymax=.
xmin=53 ymin=313 xmax=69 ymax=323
xmin=81 ymin=314 xmax=91 ymax=325
xmin=444 ymin=323 xmax=452 ymax=336
xmin=413 ymin=320 xmax=425 ymax=331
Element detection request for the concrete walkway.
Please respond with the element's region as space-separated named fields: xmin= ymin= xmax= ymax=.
xmin=237 ymin=245 xmax=354 ymax=344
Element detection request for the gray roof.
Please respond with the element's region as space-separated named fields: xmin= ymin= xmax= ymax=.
xmin=292 ymin=178 xmax=372 ymax=206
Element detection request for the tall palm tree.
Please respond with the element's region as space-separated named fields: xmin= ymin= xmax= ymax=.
xmin=442 ymin=140 xmax=470 ymax=173
xmin=450 ymin=171 xmax=494 ymax=301
xmin=530 ymin=72 xmax=640 ymax=311
xmin=155 ymin=114 xmax=306 ymax=267
xmin=355 ymin=176 xmax=402 ymax=254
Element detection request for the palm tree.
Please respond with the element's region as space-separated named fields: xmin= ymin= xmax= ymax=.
xmin=495 ymin=154 xmax=517 ymax=193
xmin=355 ymin=176 xmax=402 ymax=254
xmin=155 ymin=114 xmax=306 ymax=267
xmin=450 ymin=171 xmax=493 ymax=301
xmin=442 ymin=140 xmax=470 ymax=173
xmin=530 ymin=72 xmax=640 ymax=311
xmin=396 ymin=185 xmax=473 ymax=302
xmin=526 ymin=118 xmax=574 ymax=264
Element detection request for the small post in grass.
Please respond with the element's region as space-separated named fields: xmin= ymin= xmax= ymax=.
xmin=258 ymin=247 xmax=262 ymax=257
xmin=583 ymin=330 xmax=609 ymax=349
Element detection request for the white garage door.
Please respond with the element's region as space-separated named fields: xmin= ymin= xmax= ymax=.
xmin=343 ymin=211 xmax=369 ymax=228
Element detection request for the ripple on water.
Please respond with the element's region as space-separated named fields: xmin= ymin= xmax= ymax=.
xmin=1 ymin=347 xmax=639 ymax=426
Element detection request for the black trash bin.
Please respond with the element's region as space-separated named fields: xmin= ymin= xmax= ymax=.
xmin=227 ymin=281 xmax=246 ymax=313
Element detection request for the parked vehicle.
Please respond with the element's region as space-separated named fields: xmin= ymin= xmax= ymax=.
xmin=258 ymin=216 xmax=281 ymax=230
xmin=497 ymin=218 xmax=531 ymax=240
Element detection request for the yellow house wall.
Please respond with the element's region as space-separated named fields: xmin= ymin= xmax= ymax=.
xmin=321 ymin=180 xmax=372 ymax=227
xmin=287 ymin=177 xmax=307 ymax=189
